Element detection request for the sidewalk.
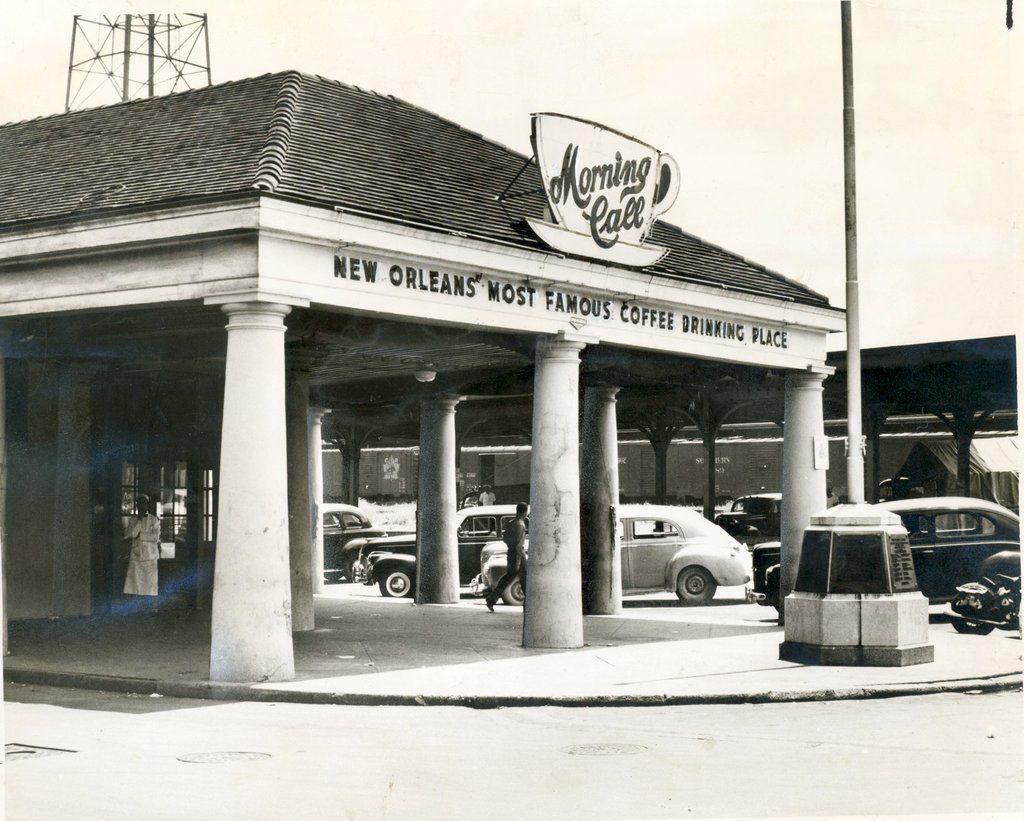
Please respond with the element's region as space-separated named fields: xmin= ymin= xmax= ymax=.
xmin=4 ymin=586 xmax=1021 ymax=706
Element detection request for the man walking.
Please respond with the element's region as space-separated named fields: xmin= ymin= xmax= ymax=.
xmin=486 ymin=502 xmax=527 ymax=611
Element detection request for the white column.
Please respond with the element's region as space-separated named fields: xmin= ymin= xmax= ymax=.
xmin=285 ymin=369 xmax=314 ymax=633
xmin=580 ymin=385 xmax=621 ymax=615
xmin=524 ymin=336 xmax=586 ymax=648
xmin=779 ymin=370 xmax=829 ymax=616
xmin=415 ymin=395 xmax=461 ymax=604
xmin=210 ymin=302 xmax=295 ymax=683
xmin=308 ymin=408 xmax=329 ymax=594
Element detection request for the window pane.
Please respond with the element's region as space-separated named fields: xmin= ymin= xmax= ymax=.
xmin=934 ymin=512 xmax=978 ymax=537
xmin=632 ymin=520 xmax=679 ymax=539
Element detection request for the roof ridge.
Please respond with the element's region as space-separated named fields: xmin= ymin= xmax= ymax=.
xmin=0 ymin=71 xmax=293 ymax=130
xmin=252 ymin=71 xmax=303 ymax=192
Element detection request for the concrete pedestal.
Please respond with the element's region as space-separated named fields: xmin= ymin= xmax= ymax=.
xmin=780 ymin=505 xmax=934 ymax=667
xmin=524 ymin=336 xmax=586 ymax=648
xmin=416 ymin=395 xmax=461 ymax=604
xmin=580 ymin=385 xmax=621 ymax=615
xmin=210 ymin=302 xmax=295 ymax=683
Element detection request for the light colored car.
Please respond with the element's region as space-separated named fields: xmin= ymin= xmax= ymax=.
xmin=476 ymin=504 xmax=750 ymax=606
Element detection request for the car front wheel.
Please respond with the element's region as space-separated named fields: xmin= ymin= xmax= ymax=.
xmin=676 ymin=566 xmax=717 ymax=606
xmin=378 ymin=569 xmax=414 ymax=598
xmin=502 ymin=578 xmax=525 ymax=606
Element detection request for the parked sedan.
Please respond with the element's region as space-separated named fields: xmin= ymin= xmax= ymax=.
xmin=322 ymin=503 xmax=387 ymax=583
xmin=747 ymin=497 xmax=1020 ymax=608
xmin=475 ymin=504 xmax=750 ymax=606
xmin=358 ymin=505 xmax=520 ymax=597
xmin=714 ymin=493 xmax=782 ymax=545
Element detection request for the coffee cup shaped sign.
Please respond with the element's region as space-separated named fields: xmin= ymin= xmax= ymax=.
xmin=526 ymin=113 xmax=680 ymax=267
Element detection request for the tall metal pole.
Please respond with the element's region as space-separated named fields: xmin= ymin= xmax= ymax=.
xmin=203 ymin=15 xmax=213 ymax=84
xmin=147 ymin=14 xmax=156 ymax=98
xmin=841 ymin=0 xmax=865 ymax=504
xmin=65 ymin=16 xmax=79 ymax=112
xmin=122 ymin=14 xmax=132 ymax=102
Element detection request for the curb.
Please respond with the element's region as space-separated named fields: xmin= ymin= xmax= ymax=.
xmin=5 ymin=667 xmax=1021 ymax=708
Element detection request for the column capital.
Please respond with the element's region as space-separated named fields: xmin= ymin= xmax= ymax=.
xmin=308 ymin=407 xmax=331 ymax=424
xmin=785 ymin=369 xmax=829 ymax=390
xmin=586 ymin=385 xmax=620 ymax=403
xmin=220 ymin=302 xmax=292 ymax=333
xmin=421 ymin=393 xmax=463 ymax=413
xmin=536 ymin=334 xmax=587 ymax=362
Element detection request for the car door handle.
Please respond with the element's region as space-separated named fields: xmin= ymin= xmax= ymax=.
xmin=917 ymin=549 xmax=935 ymax=555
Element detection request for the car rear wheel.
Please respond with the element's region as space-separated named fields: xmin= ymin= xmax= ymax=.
xmin=502 ymin=578 xmax=525 ymax=606
xmin=676 ymin=566 xmax=717 ymax=606
xmin=379 ymin=569 xmax=414 ymax=598
xmin=952 ymin=618 xmax=996 ymax=635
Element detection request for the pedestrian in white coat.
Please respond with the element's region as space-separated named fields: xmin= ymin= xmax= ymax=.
xmin=123 ymin=494 xmax=161 ymax=599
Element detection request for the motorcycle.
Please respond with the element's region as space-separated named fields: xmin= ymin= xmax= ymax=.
xmin=950 ymin=573 xmax=1020 ymax=635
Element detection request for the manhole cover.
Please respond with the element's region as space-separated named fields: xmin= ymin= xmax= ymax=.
xmin=564 ymin=743 xmax=648 ymax=756
xmin=177 ymin=751 xmax=271 ymax=764
xmin=6 ymin=743 xmax=76 ymax=760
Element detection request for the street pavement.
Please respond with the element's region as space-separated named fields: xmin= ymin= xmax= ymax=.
xmin=4 ymin=685 xmax=1023 ymax=820
xmin=4 ymin=584 xmax=1020 ymax=706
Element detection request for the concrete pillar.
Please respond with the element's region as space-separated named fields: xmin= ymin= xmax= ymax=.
xmin=415 ymin=395 xmax=461 ymax=604
xmin=308 ymin=408 xmax=329 ymax=594
xmin=580 ymin=386 xmax=621 ymax=615
xmin=779 ymin=370 xmax=829 ymax=617
xmin=210 ymin=302 xmax=295 ymax=683
xmin=285 ymin=369 xmax=314 ymax=633
xmin=524 ymin=336 xmax=586 ymax=648
xmin=52 ymin=365 xmax=94 ymax=616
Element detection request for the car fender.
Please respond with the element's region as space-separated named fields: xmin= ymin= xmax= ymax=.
xmin=979 ymin=550 xmax=1021 ymax=576
xmin=665 ymin=543 xmax=751 ymax=590
xmin=368 ymin=552 xmax=417 ymax=582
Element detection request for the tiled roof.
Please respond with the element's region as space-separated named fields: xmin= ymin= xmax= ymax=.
xmin=0 ymin=71 xmax=831 ymax=308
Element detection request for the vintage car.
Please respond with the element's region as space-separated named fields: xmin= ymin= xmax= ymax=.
xmin=746 ymin=497 xmax=1021 ymax=609
xmin=321 ymin=503 xmax=387 ymax=583
xmin=474 ymin=504 xmax=750 ymax=606
xmin=714 ymin=493 xmax=782 ymax=545
xmin=357 ymin=504 xmax=521 ymax=597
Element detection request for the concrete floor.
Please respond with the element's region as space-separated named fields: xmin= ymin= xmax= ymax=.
xmin=5 ymin=685 xmax=1023 ymax=819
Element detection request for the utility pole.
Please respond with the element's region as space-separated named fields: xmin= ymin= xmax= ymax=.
xmin=841 ymin=0 xmax=865 ymax=504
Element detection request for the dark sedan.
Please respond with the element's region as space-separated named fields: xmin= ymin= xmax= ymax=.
xmin=357 ymin=505 xmax=520 ymax=597
xmin=715 ymin=493 xmax=782 ymax=545
xmin=322 ymin=503 xmax=387 ymax=582
xmin=747 ymin=497 xmax=1020 ymax=608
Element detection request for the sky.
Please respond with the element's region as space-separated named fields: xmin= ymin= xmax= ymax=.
xmin=0 ymin=0 xmax=1020 ymax=349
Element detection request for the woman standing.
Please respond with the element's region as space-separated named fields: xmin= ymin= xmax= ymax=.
xmin=123 ymin=494 xmax=161 ymax=600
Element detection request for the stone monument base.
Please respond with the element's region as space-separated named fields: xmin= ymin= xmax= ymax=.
xmin=779 ymin=640 xmax=935 ymax=667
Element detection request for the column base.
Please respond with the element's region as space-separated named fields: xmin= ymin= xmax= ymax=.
xmin=779 ymin=640 xmax=935 ymax=667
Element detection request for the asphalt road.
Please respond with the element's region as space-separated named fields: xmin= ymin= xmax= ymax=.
xmin=5 ymin=685 xmax=1022 ymax=819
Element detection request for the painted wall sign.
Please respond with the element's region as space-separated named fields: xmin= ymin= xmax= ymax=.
xmin=332 ymin=253 xmax=797 ymax=355
xmin=526 ymin=114 xmax=680 ymax=268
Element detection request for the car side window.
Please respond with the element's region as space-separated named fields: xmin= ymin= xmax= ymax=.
xmin=323 ymin=513 xmax=342 ymax=528
xmin=934 ymin=512 xmax=982 ymax=538
xmin=460 ymin=516 xmax=497 ymax=537
xmin=631 ymin=519 xmax=679 ymax=539
xmin=732 ymin=500 xmax=746 ymax=513
xmin=341 ymin=513 xmax=363 ymax=529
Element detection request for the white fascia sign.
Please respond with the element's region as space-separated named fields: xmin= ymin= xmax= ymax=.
xmin=526 ymin=113 xmax=680 ymax=268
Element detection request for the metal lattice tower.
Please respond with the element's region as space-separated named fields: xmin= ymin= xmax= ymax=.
xmin=65 ymin=14 xmax=211 ymax=112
